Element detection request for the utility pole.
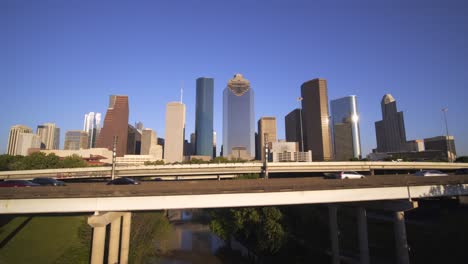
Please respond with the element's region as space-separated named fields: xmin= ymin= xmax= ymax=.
xmin=263 ymin=133 xmax=269 ymax=179
xmin=111 ymin=136 xmax=117 ymax=180
xmin=442 ymin=108 xmax=452 ymax=162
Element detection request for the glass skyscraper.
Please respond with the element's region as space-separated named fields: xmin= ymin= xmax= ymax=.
xmin=83 ymin=112 xmax=102 ymax=148
xmin=330 ymin=95 xmax=362 ymax=160
xmin=195 ymin=77 xmax=214 ymax=157
xmin=223 ymin=74 xmax=255 ymax=159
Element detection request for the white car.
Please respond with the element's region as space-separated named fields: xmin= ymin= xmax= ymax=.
xmin=413 ymin=170 xmax=448 ymax=177
xmin=334 ymin=171 xmax=365 ymax=179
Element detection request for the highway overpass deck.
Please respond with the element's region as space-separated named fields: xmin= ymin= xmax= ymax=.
xmin=1 ymin=175 xmax=467 ymax=214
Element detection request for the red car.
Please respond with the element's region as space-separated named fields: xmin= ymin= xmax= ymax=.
xmin=0 ymin=180 xmax=40 ymax=187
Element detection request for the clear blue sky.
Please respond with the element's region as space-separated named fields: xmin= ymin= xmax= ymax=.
xmin=1 ymin=0 xmax=467 ymax=156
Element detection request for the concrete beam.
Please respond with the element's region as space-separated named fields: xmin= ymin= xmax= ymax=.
xmin=88 ymin=212 xmax=125 ymax=227
xmin=349 ymin=200 xmax=418 ymax=212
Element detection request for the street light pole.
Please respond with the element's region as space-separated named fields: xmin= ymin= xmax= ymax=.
xmin=442 ymin=108 xmax=452 ymax=162
xmin=111 ymin=136 xmax=118 ymax=180
xmin=298 ymin=97 xmax=304 ymax=153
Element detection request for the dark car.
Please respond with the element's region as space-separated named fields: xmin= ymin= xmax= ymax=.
xmin=455 ymin=169 xmax=468 ymax=175
xmin=0 ymin=180 xmax=40 ymax=187
xmin=31 ymin=177 xmax=66 ymax=186
xmin=107 ymin=177 xmax=140 ymax=185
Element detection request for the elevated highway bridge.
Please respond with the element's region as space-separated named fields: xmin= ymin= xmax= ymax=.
xmin=0 ymin=161 xmax=467 ymax=180
xmin=1 ymin=174 xmax=467 ymax=264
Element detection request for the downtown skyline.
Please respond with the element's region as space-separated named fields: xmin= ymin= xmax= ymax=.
xmin=2 ymin=0 xmax=468 ymax=156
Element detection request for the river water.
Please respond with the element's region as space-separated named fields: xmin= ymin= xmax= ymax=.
xmin=156 ymin=210 xmax=232 ymax=264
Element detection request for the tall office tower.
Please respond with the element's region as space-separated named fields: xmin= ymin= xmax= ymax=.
xmin=141 ymin=129 xmax=157 ymax=155
xmin=258 ymin=117 xmax=278 ymax=161
xmin=83 ymin=112 xmax=102 ymax=148
xmin=164 ymin=102 xmax=186 ymax=163
xmin=37 ymin=123 xmax=60 ymax=150
xmin=64 ymin=130 xmax=89 ymax=150
xmin=141 ymin=128 xmax=163 ymax=159
xmin=16 ymin=133 xmax=41 ymax=156
xmin=375 ymin=94 xmax=407 ymax=153
xmin=96 ymin=95 xmax=129 ymax=157
xmin=7 ymin=125 xmax=33 ymax=155
xmin=301 ymin=78 xmax=333 ymax=161
xmin=195 ymin=77 xmax=214 ymax=157
xmin=213 ymin=131 xmax=217 ymax=158
xmin=223 ymin=74 xmax=255 ymax=159
xmin=285 ymin=109 xmax=304 ymax=151
xmin=190 ymin=133 xmax=196 ymax=156
xmin=331 ymin=96 xmax=362 ymax=160
xmin=126 ymin=124 xmax=141 ymax=154
xmin=157 ymin=138 xmax=165 ymax=158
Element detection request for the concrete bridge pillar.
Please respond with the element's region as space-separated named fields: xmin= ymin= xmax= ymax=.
xmin=108 ymin=216 xmax=121 ymax=264
xmin=328 ymin=205 xmax=340 ymax=264
xmin=356 ymin=207 xmax=370 ymax=264
xmin=120 ymin=212 xmax=132 ymax=264
xmin=393 ymin=211 xmax=410 ymax=264
xmin=88 ymin=211 xmax=132 ymax=264
xmin=90 ymin=225 xmax=106 ymax=264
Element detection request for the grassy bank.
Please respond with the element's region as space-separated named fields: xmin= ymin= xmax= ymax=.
xmin=0 ymin=215 xmax=90 ymax=264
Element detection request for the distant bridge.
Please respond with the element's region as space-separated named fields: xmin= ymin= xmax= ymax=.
xmin=0 ymin=161 xmax=467 ymax=180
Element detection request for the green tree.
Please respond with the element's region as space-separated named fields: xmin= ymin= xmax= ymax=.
xmin=59 ymin=154 xmax=88 ymax=168
xmin=0 ymin=154 xmax=24 ymax=171
xmin=209 ymin=207 xmax=286 ymax=255
xmin=456 ymin=156 xmax=468 ymax=163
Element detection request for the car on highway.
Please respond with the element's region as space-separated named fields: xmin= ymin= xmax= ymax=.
xmin=413 ymin=170 xmax=448 ymax=177
xmin=332 ymin=171 xmax=366 ymax=179
xmin=107 ymin=177 xmax=140 ymax=185
xmin=31 ymin=177 xmax=66 ymax=186
xmin=455 ymin=169 xmax=468 ymax=175
xmin=0 ymin=180 xmax=40 ymax=187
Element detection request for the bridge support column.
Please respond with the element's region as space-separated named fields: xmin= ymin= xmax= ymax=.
xmin=394 ymin=211 xmax=410 ymax=264
xmin=120 ymin=212 xmax=132 ymax=264
xmin=328 ymin=205 xmax=340 ymax=264
xmin=90 ymin=225 xmax=106 ymax=264
xmin=88 ymin=212 xmax=131 ymax=264
xmin=108 ymin=216 xmax=122 ymax=264
xmin=357 ymin=207 xmax=370 ymax=264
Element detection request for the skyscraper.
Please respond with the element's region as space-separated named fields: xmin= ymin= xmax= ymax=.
xmin=258 ymin=117 xmax=277 ymax=161
xmin=37 ymin=123 xmax=60 ymax=150
xmin=223 ymin=74 xmax=255 ymax=159
xmin=164 ymin=102 xmax=186 ymax=163
xmin=301 ymin=78 xmax=333 ymax=161
xmin=96 ymin=95 xmax=129 ymax=157
xmin=16 ymin=133 xmax=41 ymax=156
xmin=375 ymin=94 xmax=407 ymax=153
xmin=64 ymin=130 xmax=89 ymax=150
xmin=213 ymin=131 xmax=217 ymax=158
xmin=83 ymin=112 xmax=102 ymax=148
xmin=285 ymin=109 xmax=304 ymax=151
xmin=331 ymin=96 xmax=362 ymax=160
xmin=195 ymin=77 xmax=214 ymax=157
xmin=141 ymin=128 xmax=163 ymax=159
xmin=127 ymin=124 xmax=141 ymax=155
xmin=7 ymin=125 xmax=33 ymax=155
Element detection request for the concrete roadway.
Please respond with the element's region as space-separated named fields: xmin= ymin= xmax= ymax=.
xmin=1 ymin=175 xmax=467 ymax=200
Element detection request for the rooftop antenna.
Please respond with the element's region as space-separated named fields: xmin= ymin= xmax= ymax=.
xmin=180 ymin=80 xmax=184 ymax=103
